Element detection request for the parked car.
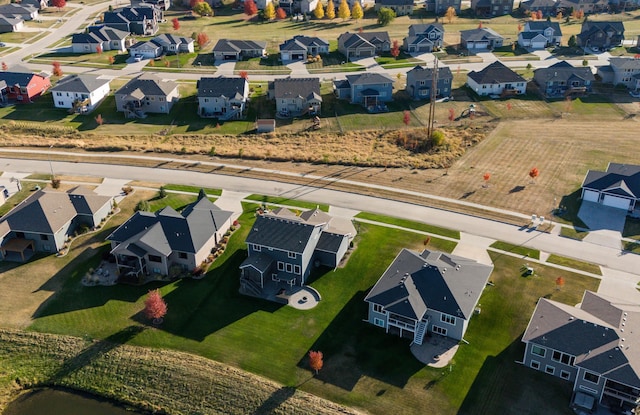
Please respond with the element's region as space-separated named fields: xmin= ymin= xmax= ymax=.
xmin=630 ymin=90 xmax=640 ymax=98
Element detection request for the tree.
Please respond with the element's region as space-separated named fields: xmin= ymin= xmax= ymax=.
xmin=239 ymin=70 xmax=248 ymax=80
xmin=337 ymin=0 xmax=350 ymax=21
xmin=529 ymin=167 xmax=540 ymax=182
xmin=264 ymin=1 xmax=276 ymax=19
xmin=555 ymin=276 xmax=565 ymax=290
xmin=313 ymin=0 xmax=324 ymax=19
xmin=1 ymin=62 xmax=6 ymax=71
xmin=506 ymin=102 xmax=512 ymax=111
xmin=172 ymin=17 xmax=180 ymax=30
xmin=326 ymin=0 xmax=336 ymax=19
xmin=96 ymin=44 xmax=103 ymax=55
xmin=51 ymin=0 xmax=66 ymax=11
xmin=193 ymin=2 xmax=213 ymax=16
xmin=276 ymin=6 xmax=287 ymax=19
xmin=159 ymin=186 xmax=167 ymax=198
xmin=351 ymin=1 xmax=363 ymax=21
xmin=309 ymin=350 xmax=323 ymax=374
xmin=517 ymin=23 xmax=522 ymax=32
xmin=390 ymin=39 xmax=400 ymax=59
xmin=198 ymin=188 xmax=207 ymax=200
xmin=478 ymin=21 xmax=482 ymax=28
xmin=52 ymin=61 xmax=63 ymax=77
xmin=108 ymin=55 xmax=115 ymax=65
xmin=196 ymin=32 xmax=210 ymax=48
xmin=144 ymin=289 xmax=167 ymax=324
xmin=376 ymin=7 xmax=395 ymax=26
xmin=448 ymin=107 xmax=455 ymax=121
xmin=444 ymin=6 xmax=456 ymax=24
xmin=95 ymin=114 xmax=104 ymax=126
xmin=567 ymin=34 xmax=577 ymax=48
xmin=483 ymin=172 xmax=491 ymax=185
xmin=402 ymin=110 xmax=410 ymax=127
xmin=244 ymin=0 xmax=258 ymax=15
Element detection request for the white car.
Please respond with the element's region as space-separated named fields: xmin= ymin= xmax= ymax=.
xmin=133 ymin=55 xmax=143 ymax=62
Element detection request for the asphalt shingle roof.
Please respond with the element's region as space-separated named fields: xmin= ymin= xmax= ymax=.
xmin=51 ymin=74 xmax=110 ymax=94
xmin=460 ymin=27 xmax=503 ymax=42
xmin=197 ymin=77 xmax=247 ymax=99
xmin=533 ymin=61 xmax=594 ymax=84
xmin=245 ymin=214 xmax=319 ymax=254
xmin=114 ymin=73 xmax=177 ymax=97
xmin=467 ymin=61 xmax=526 ymax=84
xmin=212 ymin=39 xmax=266 ymax=53
xmin=271 ymin=77 xmax=321 ymax=101
xmin=582 ymin=162 xmax=640 ymax=199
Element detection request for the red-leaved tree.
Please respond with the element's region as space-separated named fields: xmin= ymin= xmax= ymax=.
xmin=172 ymin=17 xmax=180 ymax=30
xmin=529 ymin=167 xmax=540 ymax=182
xmin=108 ymin=55 xmax=115 ymax=65
xmin=276 ymin=7 xmax=287 ymax=19
xmin=239 ymin=70 xmax=248 ymax=80
xmin=196 ymin=32 xmax=210 ymax=48
xmin=483 ymin=172 xmax=491 ymax=185
xmin=506 ymin=102 xmax=512 ymax=111
xmin=309 ymin=350 xmax=323 ymax=374
xmin=390 ymin=40 xmax=400 ymax=59
xmin=555 ymin=276 xmax=565 ymax=290
xmin=402 ymin=110 xmax=410 ymax=127
xmin=96 ymin=44 xmax=102 ymax=55
xmin=1 ymin=62 xmax=7 ymax=71
xmin=190 ymin=0 xmax=203 ymax=7
xmin=478 ymin=21 xmax=483 ymax=28
xmin=517 ymin=23 xmax=522 ymax=32
xmin=244 ymin=0 xmax=258 ymax=16
xmin=95 ymin=114 xmax=104 ymax=126
xmin=144 ymin=289 xmax=167 ymax=324
xmin=448 ymin=107 xmax=455 ymax=121
xmin=52 ymin=61 xmax=63 ymax=77
xmin=51 ymin=0 xmax=66 ymax=10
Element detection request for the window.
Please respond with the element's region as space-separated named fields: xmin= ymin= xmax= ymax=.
xmin=148 ymin=255 xmax=162 ymax=263
xmin=159 ymin=97 xmax=165 ymax=102
xmin=293 ymin=265 xmax=301 ymax=275
xmin=441 ymin=314 xmax=456 ymax=325
xmin=253 ymin=244 xmax=261 ymax=252
xmin=560 ymin=370 xmax=571 ymax=380
xmin=277 ymin=261 xmax=284 ymax=271
xmin=288 ymin=252 xmax=296 ymax=259
xmin=545 ymin=365 xmax=555 ymax=375
xmin=530 ymin=360 xmax=540 ymax=370
xmin=178 ymin=252 xmax=187 ymax=259
xmin=58 ymin=101 xmax=64 ymax=106
xmin=271 ymin=273 xmax=279 ymax=281
xmin=432 ymin=325 xmax=447 ymax=336
xmin=40 ymin=234 xmax=49 ymax=241
xmin=531 ymin=345 xmax=546 ymax=357
xmin=374 ymin=318 xmax=385 ymax=327
xmin=204 ymin=98 xmax=209 ymax=102
xmin=583 ymin=371 xmax=599 ymax=384
xmin=552 ymin=350 xmax=575 ymax=366
xmin=373 ymin=304 xmax=384 ymax=313
xmin=56 ymin=92 xmax=62 ymax=96
xmin=286 ymin=263 xmax=293 ymax=273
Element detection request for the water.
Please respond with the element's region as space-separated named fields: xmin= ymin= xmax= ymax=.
xmin=3 ymin=388 xmax=144 ymax=415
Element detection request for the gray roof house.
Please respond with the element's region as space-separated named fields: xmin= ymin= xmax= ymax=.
xmin=577 ymin=21 xmax=625 ymax=49
xmin=518 ymin=21 xmax=562 ymax=49
xmin=152 ymin=33 xmax=195 ymax=55
xmin=597 ymin=57 xmax=640 ymax=92
xmin=581 ymin=162 xmax=640 ymax=213
xmin=268 ymin=77 xmax=322 ymax=117
xmin=107 ymin=195 xmax=234 ymax=281
xmin=239 ymin=207 xmax=356 ymax=301
xmin=333 ymin=72 xmax=395 ymax=111
xmin=470 ymin=0 xmax=514 ymax=16
xmin=557 ymin=0 xmax=608 ymax=14
xmin=0 ymin=187 xmax=113 ymax=261
xmin=114 ymin=73 xmax=179 ymax=118
xmin=71 ymin=25 xmax=129 ymax=54
xmin=522 ymin=291 xmax=640 ymax=414
xmin=425 ymin=0 xmax=461 ymax=15
xmin=338 ymin=31 xmax=391 ymax=60
xmin=466 ymin=61 xmax=527 ymax=97
xmin=51 ymin=74 xmax=111 ymax=114
xmin=279 ymin=36 xmax=329 ymax=62
xmin=212 ymin=39 xmax=267 ymax=61
xmin=374 ymin=0 xmax=414 ymax=15
xmin=365 ymin=248 xmax=493 ymax=345
xmin=197 ymin=76 xmax=249 ymax=120
xmin=102 ymin=5 xmax=161 ymax=36
xmin=406 ymin=65 xmax=453 ymax=100
xmin=21 ymin=0 xmax=49 ymax=10
xmin=0 ymin=3 xmax=38 ymax=20
xmin=460 ymin=27 xmax=504 ymax=51
xmin=520 ymin=0 xmax=558 ymax=16
xmin=403 ymin=24 xmax=444 ymax=53
xmin=533 ymin=61 xmax=594 ymax=99
xmin=0 ymin=15 xmax=24 ymax=34
xmin=128 ymin=39 xmax=162 ymax=59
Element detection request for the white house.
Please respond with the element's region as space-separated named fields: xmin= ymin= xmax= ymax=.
xmin=466 ymin=61 xmax=527 ymax=96
xmin=51 ymin=74 xmax=111 ymax=114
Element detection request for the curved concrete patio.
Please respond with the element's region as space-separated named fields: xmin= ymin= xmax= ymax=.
xmin=287 ymin=286 xmax=321 ymax=310
xmin=410 ymin=335 xmax=459 ymax=367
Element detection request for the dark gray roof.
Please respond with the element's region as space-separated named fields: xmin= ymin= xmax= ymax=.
xmin=107 ymin=196 xmax=233 ymax=255
xmin=153 ymin=33 xmax=194 ymax=46
xmin=582 ymin=162 xmax=640 ymax=199
xmin=129 ymin=40 xmax=162 ymax=50
xmin=608 ymin=57 xmax=640 ymax=71
xmin=315 ymin=232 xmax=344 ymax=254
xmin=521 ymin=0 xmax=557 ymax=9
xmin=239 ymin=252 xmax=274 ymax=273
xmin=271 ymin=77 xmax=321 ymax=101
xmin=340 ymin=31 xmax=391 ymax=49
xmin=527 ymin=21 xmax=562 ymax=33
xmin=0 ymin=15 xmax=24 ymax=26
xmin=408 ymin=24 xmax=444 ymax=37
xmin=519 ymin=31 xmax=547 ymax=40
xmin=365 ymin=249 xmax=493 ymax=321
xmin=0 ymin=3 xmax=37 ymax=15
xmin=345 ymin=72 xmax=394 ymax=86
xmin=51 ymin=74 xmax=110 ymax=94
xmin=407 ymin=65 xmax=453 ymax=81
xmin=114 ymin=73 xmax=177 ymax=97
xmin=460 ymin=27 xmax=503 ymax=42
xmin=0 ymin=68 xmax=48 ymax=88
xmin=580 ymin=21 xmax=625 ymax=34
xmin=73 ymin=25 xmax=129 ymax=44
xmin=197 ymin=77 xmax=247 ymax=99
xmin=245 ymin=214 xmax=320 ymax=254
xmin=467 ymin=61 xmax=526 ymax=84
xmin=375 ymin=0 xmax=413 ymax=5
xmin=212 ymin=39 xmax=266 ymax=53
xmin=280 ymin=35 xmax=329 ymax=51
xmin=533 ymin=61 xmax=594 ymax=84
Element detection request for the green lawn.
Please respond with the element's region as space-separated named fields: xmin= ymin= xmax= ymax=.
xmin=244 ymin=194 xmax=330 ymax=211
xmin=623 ymin=217 xmax=640 ymax=240
xmin=489 ymin=241 xmax=541 ymax=260
xmin=0 ymin=181 xmax=46 ymax=217
xmin=560 ymin=226 xmax=589 ymax=241
xmin=234 ymin=56 xmax=291 ymax=75
xmin=147 ymin=193 xmax=199 ymax=212
xmin=163 ymin=184 xmax=223 ymax=197
xmin=355 ymin=211 xmax=460 ymax=239
xmin=545 ymin=254 xmax=602 ymax=275
xmin=375 ymin=52 xmax=424 ymax=69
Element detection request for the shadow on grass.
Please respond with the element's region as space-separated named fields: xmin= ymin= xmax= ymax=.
xmin=556 ymin=189 xmax=589 ymax=229
xmin=298 ymin=291 xmax=423 ymax=391
xmin=251 ymin=386 xmax=297 ymax=415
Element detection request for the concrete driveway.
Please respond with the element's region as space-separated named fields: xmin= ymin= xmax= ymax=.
xmin=597 ymin=267 xmax=640 ymax=303
xmin=214 ymin=60 xmax=236 ymax=75
xmin=578 ymin=201 xmax=627 ymax=232
xmin=286 ymin=60 xmax=309 ymax=75
xmin=451 ymin=233 xmax=493 ymax=266
xmin=350 ymin=57 xmax=384 ymax=72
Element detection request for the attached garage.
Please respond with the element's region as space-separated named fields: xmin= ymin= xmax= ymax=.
xmin=582 ymin=189 xmax=599 ymax=203
xmin=602 ymin=194 xmax=631 ymax=210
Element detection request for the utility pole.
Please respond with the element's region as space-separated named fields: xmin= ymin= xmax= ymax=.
xmin=426 ymin=57 xmax=439 ymax=139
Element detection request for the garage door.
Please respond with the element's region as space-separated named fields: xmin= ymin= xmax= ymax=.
xmin=292 ymin=53 xmax=304 ymax=60
xmin=583 ymin=190 xmax=599 ymax=203
xmin=603 ymin=194 xmax=631 ymax=210
xmin=224 ymin=54 xmax=236 ymax=60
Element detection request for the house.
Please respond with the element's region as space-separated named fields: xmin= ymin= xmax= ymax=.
xmin=597 ymin=57 xmax=640 ymax=92
xmin=212 ymin=39 xmax=267 ymax=61
xmin=128 ymin=39 xmax=162 ymax=59
xmin=197 ymin=76 xmax=249 ymax=120
xmin=0 ymin=16 xmax=24 ymax=33
xmin=239 ymin=207 xmax=355 ymax=299
xmin=71 ymin=25 xmax=129 ymax=54
xmin=255 ymin=0 xmax=273 ymax=9
xmin=466 ymin=61 xmax=527 ymax=96
xmin=21 ymin=0 xmax=49 ymax=10
xmin=102 ymin=5 xmax=161 ymax=36
xmin=114 ymin=73 xmax=179 ymax=118
xmin=0 ymin=3 xmax=38 ymax=20
xmin=521 ymin=291 xmax=640 ymax=414
xmin=279 ymin=36 xmax=329 ymax=62
xmin=425 ymin=0 xmax=461 ymax=15
xmin=333 ymin=72 xmax=394 ymax=110
xmin=107 ymin=195 xmax=233 ymax=280
xmin=557 ymin=0 xmax=608 ymax=14
xmin=580 ymin=162 xmax=640 ymax=213
xmin=338 ymin=31 xmax=391 ymax=59
xmin=460 ymin=27 xmax=504 ymax=51
xmin=518 ymin=21 xmax=562 ymax=49
xmin=520 ymin=0 xmax=558 ymax=16
xmin=577 ymin=21 xmax=625 ymax=49
xmin=403 ymin=24 xmax=444 ymax=53
xmin=533 ymin=61 xmax=594 ymax=98
xmin=0 ymin=187 xmax=113 ymax=261
xmin=51 ymin=74 xmax=111 ymax=114
xmin=365 ymin=248 xmax=493 ymax=345
xmin=153 ymin=34 xmax=194 ymax=54
xmin=0 ymin=66 xmax=50 ymax=103
xmin=405 ymin=65 xmax=453 ymax=100
xmin=269 ymin=77 xmax=322 ymax=117
xmin=130 ymin=0 xmax=171 ymax=10
xmin=374 ymin=0 xmax=414 ymax=16
xmin=470 ymin=0 xmax=514 ymax=16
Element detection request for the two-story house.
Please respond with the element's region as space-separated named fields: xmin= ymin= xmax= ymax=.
xmin=374 ymin=0 xmax=414 ymax=15
xmin=0 ymin=66 xmax=50 ymax=103
xmin=197 ymin=76 xmax=249 ymax=120
xmin=518 ymin=21 xmax=562 ymax=49
xmin=338 ymin=31 xmax=391 ymax=59
xmin=520 ymin=0 xmax=558 ymax=16
xmin=114 ymin=73 xmax=179 ymax=118
xmin=71 ymin=25 xmax=129 ymax=54
xmin=279 ymin=36 xmax=329 ymax=62
xmin=577 ymin=21 xmax=625 ymax=49
xmin=425 ymin=0 xmax=461 ymax=15
xmin=365 ymin=248 xmax=493 ymax=346
xmin=598 ymin=57 xmax=640 ymax=93
xmin=51 ymin=74 xmax=111 ymax=114
xmin=557 ymin=0 xmax=608 ymax=14
xmin=405 ymin=65 xmax=453 ymax=100
xmin=102 ymin=5 xmax=161 ymax=36
xmin=522 ymin=291 xmax=640 ymax=414
xmin=403 ymin=24 xmax=444 ymax=53
xmin=269 ymin=77 xmax=322 ymax=117
xmin=466 ymin=61 xmax=527 ymax=97
xmin=533 ymin=61 xmax=594 ymax=98
xmin=460 ymin=27 xmax=504 ymax=51
xmin=470 ymin=0 xmax=514 ymax=16
xmin=333 ymin=72 xmax=395 ymax=111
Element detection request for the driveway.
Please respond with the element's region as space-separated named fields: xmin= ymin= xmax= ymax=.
xmin=0 ymin=172 xmax=29 ymax=197
xmin=214 ymin=60 xmax=236 ymax=76
xmin=451 ymin=233 xmax=493 ymax=266
xmin=285 ymin=60 xmax=308 ymax=75
xmin=350 ymin=57 xmax=384 ymax=72
xmin=597 ymin=267 xmax=640 ymax=303
xmin=578 ymin=201 xmax=627 ymax=232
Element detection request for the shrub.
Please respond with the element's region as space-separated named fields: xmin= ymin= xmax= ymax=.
xmin=122 ymin=186 xmax=133 ymax=195
xmin=135 ymin=200 xmax=150 ymax=212
xmin=431 ymin=130 xmax=446 ymax=146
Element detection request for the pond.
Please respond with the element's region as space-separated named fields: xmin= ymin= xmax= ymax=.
xmin=3 ymin=388 xmax=144 ymax=415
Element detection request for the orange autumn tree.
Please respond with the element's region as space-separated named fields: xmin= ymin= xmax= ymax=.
xmin=144 ymin=289 xmax=167 ymax=324
xmin=555 ymin=276 xmax=565 ymax=290
xmin=309 ymin=350 xmax=323 ymax=374
xmin=529 ymin=167 xmax=540 ymax=183
xmin=483 ymin=172 xmax=491 ymax=187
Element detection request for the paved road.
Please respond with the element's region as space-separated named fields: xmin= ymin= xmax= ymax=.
xmin=3 ymin=157 xmax=640 ymax=279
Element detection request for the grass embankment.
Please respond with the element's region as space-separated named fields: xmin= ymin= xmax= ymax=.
xmin=545 ymin=254 xmax=602 ymax=275
xmin=354 ymin=212 xmax=460 ymax=240
xmin=0 ymin=329 xmax=360 ymax=415
xmin=560 ymin=227 xmax=589 ymax=241
xmin=489 ymin=241 xmax=541 ymax=260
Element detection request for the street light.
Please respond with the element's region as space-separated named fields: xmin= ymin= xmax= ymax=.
xmin=48 ymin=144 xmax=55 ymax=182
